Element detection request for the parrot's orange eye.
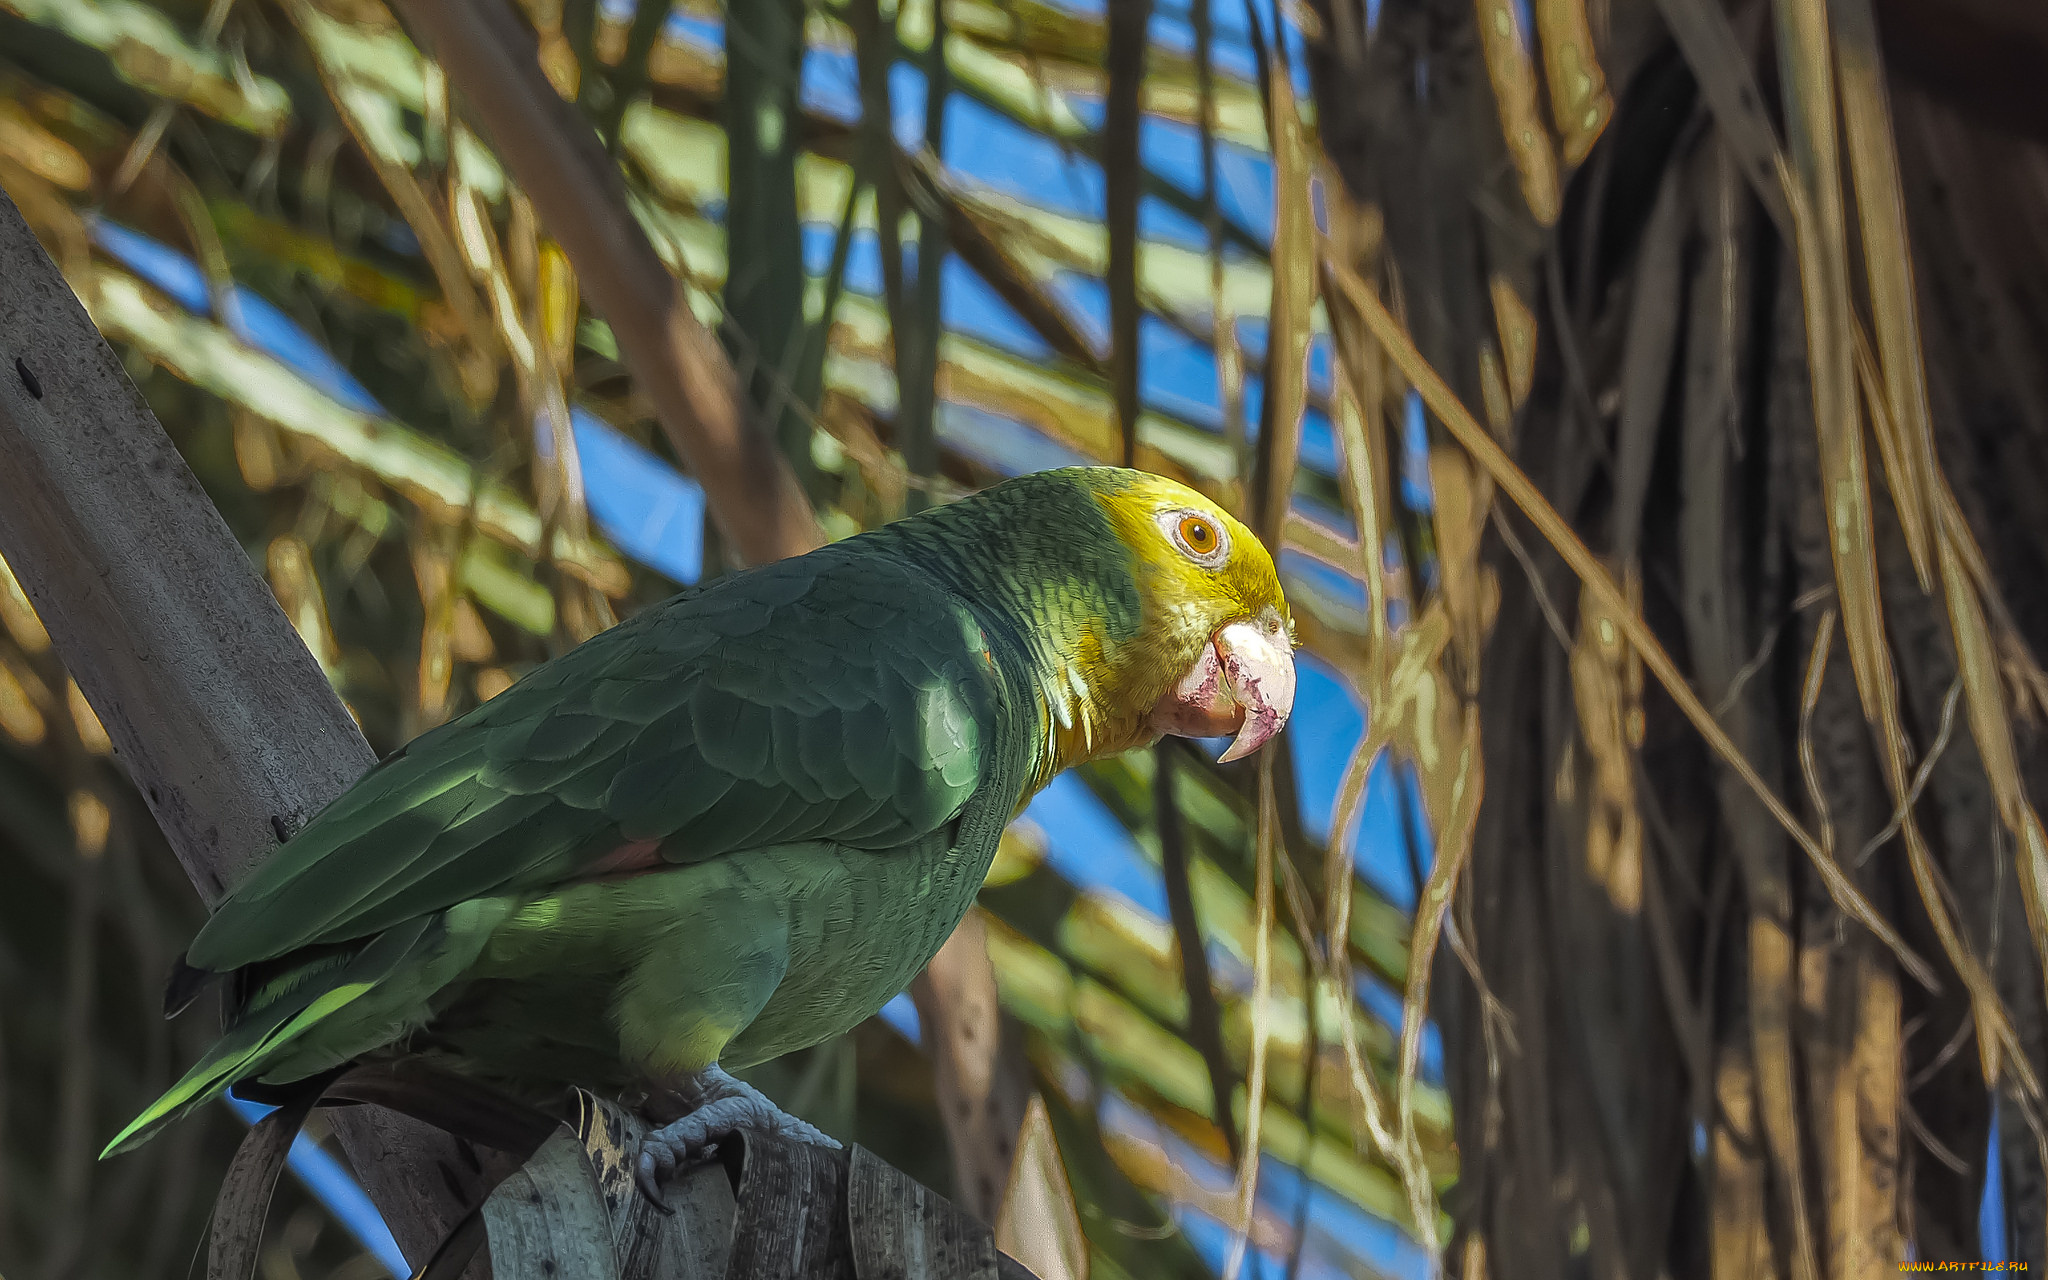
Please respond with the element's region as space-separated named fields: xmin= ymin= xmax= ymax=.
xmin=1167 ymin=511 xmax=1229 ymax=566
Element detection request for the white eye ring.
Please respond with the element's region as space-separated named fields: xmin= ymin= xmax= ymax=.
xmin=1161 ymin=509 xmax=1230 ymax=568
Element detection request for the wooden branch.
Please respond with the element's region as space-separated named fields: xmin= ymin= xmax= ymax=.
xmin=0 ymin=184 xmax=484 ymax=1272
xmin=1103 ymin=0 xmax=1153 ymax=468
xmin=385 ymin=0 xmax=825 ymax=566
xmin=476 ymin=1091 xmax=1044 ymax=1280
xmin=210 ymin=1094 xmax=321 ymax=1280
xmin=909 ymin=910 xmax=1031 ymax=1222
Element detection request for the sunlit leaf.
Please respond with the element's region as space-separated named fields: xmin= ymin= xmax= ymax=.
xmin=999 ymin=1096 xmax=1091 ymax=1280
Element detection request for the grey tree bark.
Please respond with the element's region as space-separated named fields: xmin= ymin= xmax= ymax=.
xmin=0 ymin=183 xmax=486 ymax=1272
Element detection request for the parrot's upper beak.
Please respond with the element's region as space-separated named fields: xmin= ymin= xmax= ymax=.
xmin=1149 ymin=605 xmax=1297 ymax=762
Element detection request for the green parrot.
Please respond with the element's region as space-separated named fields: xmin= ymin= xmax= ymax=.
xmin=102 ymin=466 xmax=1296 ymax=1192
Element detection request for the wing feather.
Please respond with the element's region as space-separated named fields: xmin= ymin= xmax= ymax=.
xmin=185 ymin=547 xmax=1008 ymax=973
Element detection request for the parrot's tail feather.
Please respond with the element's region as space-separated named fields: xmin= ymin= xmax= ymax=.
xmin=103 ymin=916 xmax=440 ymax=1160
xmin=162 ymin=954 xmax=212 ymax=1019
xmin=101 ymin=968 xmax=400 ymax=1157
xmin=102 ymin=984 xmax=371 ymax=1156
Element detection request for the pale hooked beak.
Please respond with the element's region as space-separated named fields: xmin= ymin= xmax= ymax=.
xmin=1149 ymin=606 xmax=1297 ymax=762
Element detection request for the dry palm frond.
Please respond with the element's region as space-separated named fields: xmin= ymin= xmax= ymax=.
xmin=1475 ymin=0 xmax=1561 ymax=226
xmin=1532 ymin=0 xmax=1612 ymax=167
xmin=1322 ymin=252 xmax=1936 ymax=991
xmin=1775 ymin=0 xmax=2038 ymax=1108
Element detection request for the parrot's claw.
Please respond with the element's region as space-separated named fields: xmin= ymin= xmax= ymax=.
xmin=633 ymin=1066 xmax=840 ymax=1211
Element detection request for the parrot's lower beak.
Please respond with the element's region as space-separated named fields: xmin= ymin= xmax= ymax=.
xmin=1150 ymin=606 xmax=1297 ymax=762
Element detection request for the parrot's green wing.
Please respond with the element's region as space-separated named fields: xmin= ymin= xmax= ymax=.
xmin=185 ymin=544 xmax=1009 ymax=974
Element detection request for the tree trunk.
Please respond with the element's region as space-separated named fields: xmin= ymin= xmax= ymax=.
xmin=0 ymin=184 xmax=487 ymax=1271
xmin=1306 ymin=0 xmax=2048 ymax=1271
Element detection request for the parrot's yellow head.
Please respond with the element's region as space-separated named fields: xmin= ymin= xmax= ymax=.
xmin=890 ymin=466 xmax=1296 ymax=789
xmin=913 ymin=467 xmax=1296 ymax=789
xmin=1082 ymin=470 xmax=1296 ymax=767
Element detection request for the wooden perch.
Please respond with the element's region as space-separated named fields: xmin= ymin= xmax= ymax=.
xmin=210 ymin=1068 xmax=1049 ymax=1280
xmin=437 ymin=1090 xmax=1045 ymax=1280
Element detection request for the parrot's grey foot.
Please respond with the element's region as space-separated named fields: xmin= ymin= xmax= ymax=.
xmin=634 ymin=1065 xmax=840 ymax=1210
